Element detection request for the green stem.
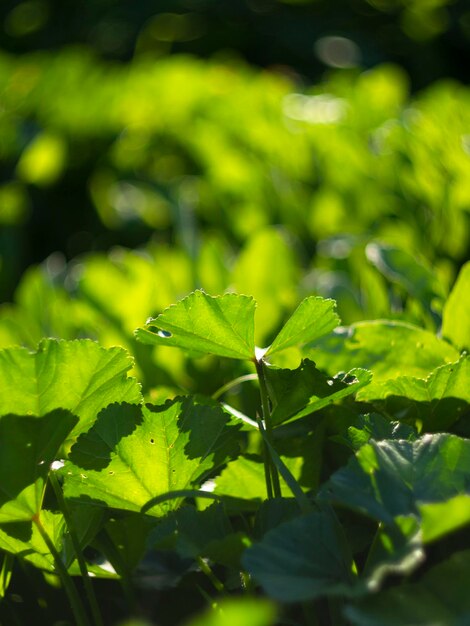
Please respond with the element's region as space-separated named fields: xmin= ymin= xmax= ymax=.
xmin=197 ymin=557 xmax=225 ymax=594
xmin=255 ymin=359 xmax=282 ymax=498
xmin=255 ymin=413 xmax=274 ymax=500
xmin=49 ymin=472 xmax=104 ymax=626
xmin=211 ymin=374 xmax=258 ymax=400
xmin=33 ymin=514 xmax=91 ymax=626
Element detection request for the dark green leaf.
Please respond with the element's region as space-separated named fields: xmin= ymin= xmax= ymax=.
xmin=336 ymin=413 xmax=417 ymax=452
xmin=322 ymin=434 xmax=470 ymax=525
xmin=346 ymin=550 xmax=470 ymax=626
xmin=243 ymin=508 xmax=356 ymax=602
xmin=265 ymin=358 xmax=371 ymax=426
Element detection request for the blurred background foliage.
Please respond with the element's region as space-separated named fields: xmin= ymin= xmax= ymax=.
xmin=0 ymin=0 xmax=469 ymax=392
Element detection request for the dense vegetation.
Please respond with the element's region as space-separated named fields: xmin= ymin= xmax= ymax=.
xmin=0 ymin=1 xmax=470 ymax=625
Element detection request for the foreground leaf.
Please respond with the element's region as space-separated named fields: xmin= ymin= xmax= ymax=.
xmin=265 ymin=296 xmax=339 ymax=357
xmin=62 ymin=398 xmax=240 ymax=516
xmin=135 ymin=290 xmax=256 ymax=360
xmin=243 ymin=508 xmax=356 ymax=602
xmin=0 ymin=339 xmax=142 ymax=441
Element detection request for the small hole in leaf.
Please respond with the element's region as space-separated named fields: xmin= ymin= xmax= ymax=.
xmin=172 ymin=469 xmax=176 ymax=473
xmin=109 ymin=471 xmax=114 ymax=475
xmin=157 ymin=329 xmax=172 ymax=338
xmin=150 ymin=438 xmax=155 ymax=444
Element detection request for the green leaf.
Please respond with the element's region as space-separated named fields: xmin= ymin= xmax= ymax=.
xmin=310 ymin=321 xmax=459 ymax=400
xmin=363 ymin=516 xmax=424 ymax=592
xmin=366 ymin=243 xmax=444 ymax=310
xmin=442 ymin=261 xmax=470 ymax=351
xmin=0 ymin=410 xmax=77 ymax=523
xmin=183 ymin=597 xmax=277 ymax=626
xmin=0 ymin=510 xmax=66 ymax=572
xmin=265 ymin=296 xmax=339 ymax=357
xmin=150 ymin=503 xmax=248 ymax=568
xmin=420 ymin=493 xmax=470 ymax=543
xmin=210 ymin=455 xmax=302 ymax=511
xmin=135 ymin=290 xmax=256 ymax=360
xmin=0 ymin=339 xmax=142 ymax=441
xmin=231 ymin=227 xmax=299 ymax=343
xmin=336 ymin=413 xmax=417 ymax=452
xmin=322 ymin=434 xmax=470 ymax=526
xmin=243 ymin=508 xmax=356 ymax=602
xmin=265 ymin=359 xmax=371 ymax=426
xmin=346 ymin=550 xmax=470 ymax=626
xmin=62 ymin=397 xmax=240 ymax=517
xmin=0 ymin=554 xmax=13 ymax=598
xmin=367 ymin=355 xmax=470 ymax=431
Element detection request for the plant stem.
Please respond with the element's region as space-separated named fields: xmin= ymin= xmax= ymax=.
xmin=255 ymin=358 xmax=282 ymax=498
xmin=255 ymin=412 xmax=274 ymax=499
xmin=197 ymin=557 xmax=225 ymax=594
xmin=33 ymin=513 xmax=91 ymax=626
xmin=211 ymin=373 xmax=258 ymax=400
xmin=49 ymin=471 xmax=104 ymax=626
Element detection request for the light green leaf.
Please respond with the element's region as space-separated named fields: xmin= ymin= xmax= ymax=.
xmin=0 ymin=554 xmax=13 ymax=598
xmin=62 ymin=397 xmax=240 ymax=517
xmin=265 ymin=359 xmax=371 ymax=426
xmin=210 ymin=455 xmax=303 ymax=511
xmin=310 ymin=321 xmax=459 ymax=400
xmin=0 ymin=510 xmax=66 ymax=572
xmin=0 ymin=339 xmax=142 ymax=441
xmin=367 ymin=355 xmax=470 ymax=430
xmin=265 ymin=296 xmax=339 ymax=357
xmin=232 ymin=228 xmax=299 ymax=343
xmin=135 ymin=290 xmax=256 ymax=360
xmin=243 ymin=508 xmax=356 ymax=602
xmin=346 ymin=550 xmax=470 ymax=626
xmin=366 ymin=243 xmax=444 ymax=309
xmin=442 ymin=261 xmax=470 ymax=351
xmin=0 ymin=410 xmax=77 ymax=523
xmin=420 ymin=493 xmax=470 ymax=543
xmin=183 ymin=597 xmax=277 ymax=626
xmin=322 ymin=434 xmax=470 ymax=526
